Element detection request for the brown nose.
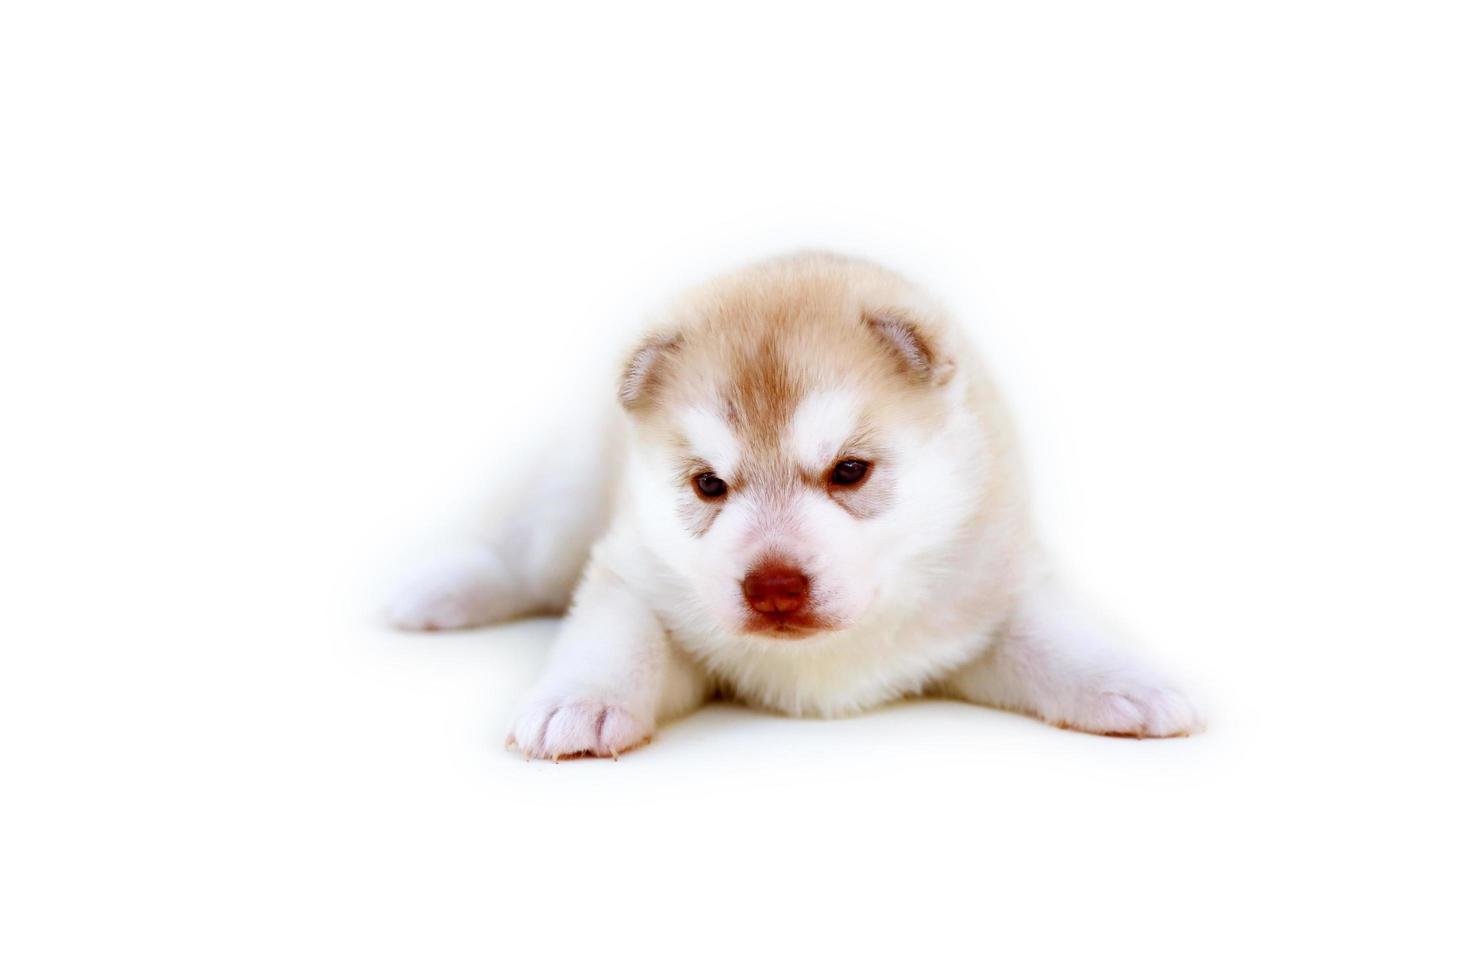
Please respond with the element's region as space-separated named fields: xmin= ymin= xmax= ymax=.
xmin=742 ymin=562 xmax=810 ymax=616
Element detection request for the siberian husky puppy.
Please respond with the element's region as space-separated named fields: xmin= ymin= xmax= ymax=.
xmin=390 ymin=253 xmax=1201 ymax=758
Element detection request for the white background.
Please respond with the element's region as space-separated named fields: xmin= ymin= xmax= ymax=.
xmin=3 ymin=2 xmax=1467 ymax=976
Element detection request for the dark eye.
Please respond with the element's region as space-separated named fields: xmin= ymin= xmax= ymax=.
xmin=829 ymin=458 xmax=871 ymax=487
xmin=693 ymin=472 xmax=727 ymax=499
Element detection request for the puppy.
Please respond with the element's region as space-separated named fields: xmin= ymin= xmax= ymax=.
xmin=390 ymin=252 xmax=1201 ymax=758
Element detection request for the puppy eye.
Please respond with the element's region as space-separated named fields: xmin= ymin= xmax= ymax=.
xmin=829 ymin=458 xmax=871 ymax=487
xmin=693 ymin=472 xmax=728 ymax=499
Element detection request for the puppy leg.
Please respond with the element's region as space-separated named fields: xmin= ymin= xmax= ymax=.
xmin=387 ymin=485 xmax=604 ymax=630
xmin=508 ymin=558 xmax=710 ymax=759
xmin=942 ymin=580 xmax=1202 ymax=737
xmin=388 ymin=417 xmax=619 ymax=631
xmin=386 ymin=541 xmax=536 ymax=631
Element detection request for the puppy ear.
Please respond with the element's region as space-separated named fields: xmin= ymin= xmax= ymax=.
xmin=618 ymin=332 xmax=682 ymax=409
xmin=865 ymin=311 xmax=955 ymax=385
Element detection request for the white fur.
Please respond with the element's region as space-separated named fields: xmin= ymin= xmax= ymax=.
xmin=787 ymin=388 xmax=860 ymax=471
xmin=388 ymin=257 xmax=1202 ymax=757
xmin=387 ymin=543 xmax=523 ymax=631
xmin=678 ymin=406 xmax=741 ymax=477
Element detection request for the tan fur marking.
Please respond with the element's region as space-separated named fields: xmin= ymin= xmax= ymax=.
xmin=619 ymin=333 xmax=682 ymax=409
xmin=865 ymin=311 xmax=955 ymax=384
xmin=623 ymin=253 xmax=970 ymax=531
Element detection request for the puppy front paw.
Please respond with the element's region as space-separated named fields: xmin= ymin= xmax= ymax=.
xmin=1055 ymin=679 xmax=1203 ymax=738
xmin=508 ymin=696 xmax=653 ymax=760
xmin=387 ymin=546 xmax=520 ymax=631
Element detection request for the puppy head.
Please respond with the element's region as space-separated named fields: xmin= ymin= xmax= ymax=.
xmin=619 ymin=254 xmax=988 ymax=641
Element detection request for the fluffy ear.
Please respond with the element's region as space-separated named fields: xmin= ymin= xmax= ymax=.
xmin=864 ymin=311 xmax=955 ymax=384
xmin=618 ymin=332 xmax=682 ymax=409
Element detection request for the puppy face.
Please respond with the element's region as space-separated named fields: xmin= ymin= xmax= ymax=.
xmin=621 ymin=255 xmax=986 ymax=641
